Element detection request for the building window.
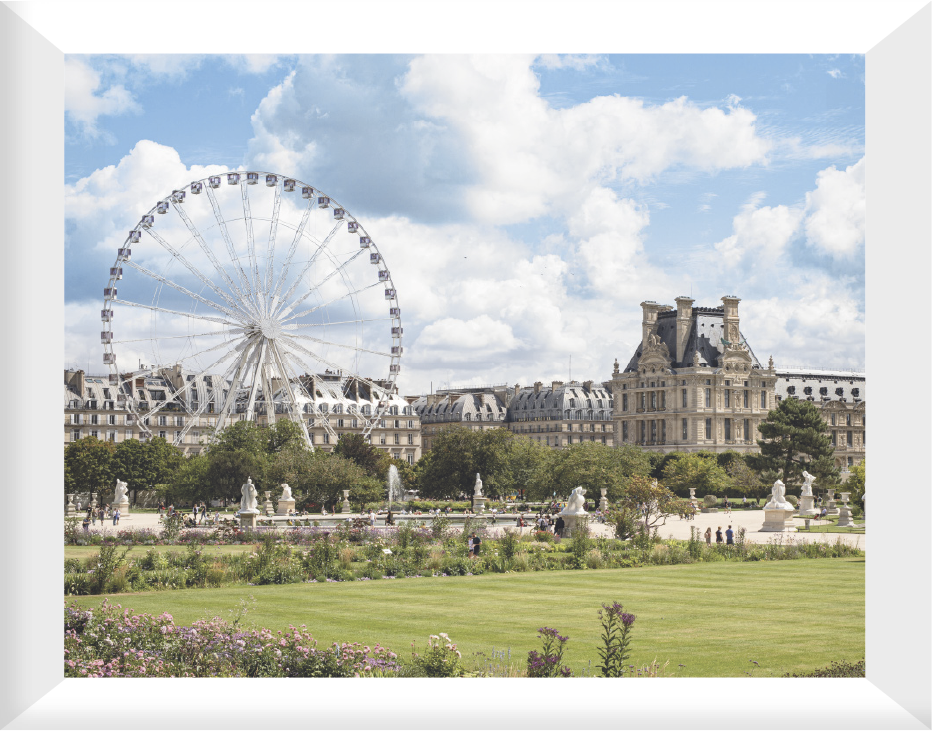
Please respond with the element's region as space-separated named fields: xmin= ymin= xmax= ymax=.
xmin=705 ymin=389 xmax=711 ymax=408
xmin=847 ymin=456 xmax=853 ymax=467
xmin=639 ymin=421 xmax=645 ymax=443
xmin=682 ymin=418 xmax=688 ymax=440
xmin=832 ymin=431 xmax=837 ymax=446
xmin=846 ymin=414 xmax=851 ymax=426
xmin=622 ymin=422 xmax=628 ymax=441
xmin=705 ymin=418 xmax=712 ymax=439
xmin=124 ymin=430 xmax=133 ymax=441
xmin=379 ymin=434 xmax=386 ymax=445
xmin=682 ymin=389 xmax=687 ymax=408
xmin=650 ymin=420 xmax=657 ymax=442
xmin=724 ymin=420 xmax=731 ymax=441
xmin=407 ymin=455 xmax=414 ymax=465
xmin=622 ymin=394 xmax=628 ymax=411
xmin=108 ymin=414 xmax=116 ymax=425
xmin=158 ymin=431 xmax=166 ymax=439
xmin=743 ymin=390 xmax=749 ymax=408
xmin=744 ymin=419 xmax=749 ymax=442
xmin=71 ymin=430 xmax=81 ymax=441
xmin=724 ymin=390 xmax=730 ymax=408
xmin=650 ymin=392 xmax=657 ymax=410
xmin=831 ymin=413 xmax=836 ymax=426
xmin=309 ymin=433 xmax=315 ymax=444
xmin=847 ymin=431 xmax=852 ymax=447
xmin=640 ymin=394 xmax=646 ymax=410
xmin=761 ymin=391 xmax=767 ymax=408
xmin=175 ymin=431 xmax=182 ymax=442
xmin=90 ymin=414 xmax=99 ymax=426
xmin=324 ymin=433 xmax=330 ymax=444
xmin=661 ymin=420 xmax=666 ymax=442
xmin=407 ymin=433 xmax=413 ymax=445
xmin=71 ymin=414 xmax=80 ymax=425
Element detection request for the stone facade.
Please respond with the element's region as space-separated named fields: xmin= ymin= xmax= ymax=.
xmin=411 ymin=387 xmax=511 ymax=453
xmin=64 ymin=367 xmax=421 ymax=464
xmin=609 ymin=296 xmax=866 ymax=477
xmin=611 ymin=296 xmax=776 ymax=453
xmin=507 ymin=380 xmax=614 ymax=448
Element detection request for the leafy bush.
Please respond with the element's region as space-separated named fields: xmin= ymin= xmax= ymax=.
xmin=526 ymin=627 xmax=572 ymax=678
xmin=784 ymin=659 xmax=864 ymax=677
xmin=410 ymin=633 xmax=463 ymax=677
xmin=498 ymin=529 xmax=521 ymax=560
xmin=597 ymin=602 xmax=636 ymax=677
xmin=702 ymin=494 xmax=718 ymax=507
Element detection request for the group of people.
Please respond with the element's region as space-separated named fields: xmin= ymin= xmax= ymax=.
xmin=704 ymin=525 xmax=736 ymax=546
xmin=80 ymin=504 xmax=121 ymax=531
xmin=465 ymin=532 xmax=482 ymax=557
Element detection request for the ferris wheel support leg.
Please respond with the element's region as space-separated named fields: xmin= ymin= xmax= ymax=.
xmin=212 ymin=340 xmax=256 ymax=438
xmin=244 ymin=340 xmax=268 ymax=423
xmin=269 ymin=342 xmax=314 ymax=450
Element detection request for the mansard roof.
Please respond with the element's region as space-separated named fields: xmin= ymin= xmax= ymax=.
xmin=623 ymin=306 xmax=762 ymax=372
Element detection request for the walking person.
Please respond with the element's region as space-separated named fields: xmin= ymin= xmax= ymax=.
xmin=554 ymin=515 xmax=565 ymax=538
xmin=704 ymin=527 xmax=712 ymax=546
xmin=113 ymin=508 xmax=120 ymax=526
xmin=82 ymin=515 xmax=90 ymax=533
xmin=725 ymin=525 xmax=734 ymax=545
xmin=471 ymin=532 xmax=481 ymax=558
xmin=715 ymin=526 xmax=724 ymax=544
xmin=467 ymin=533 xmax=474 ymax=556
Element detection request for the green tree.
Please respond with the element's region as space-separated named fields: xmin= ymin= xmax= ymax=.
xmin=334 ymin=433 xmax=390 ymax=479
xmin=725 ymin=459 xmax=765 ymax=500
xmin=206 ymin=449 xmax=268 ymax=505
xmin=506 ymin=436 xmax=555 ymax=502
xmin=265 ymin=419 xmax=307 ymax=455
xmin=661 ymin=453 xmax=733 ymax=498
xmin=747 ymin=398 xmax=839 ymax=489
xmin=167 ymin=453 xmax=211 ymax=505
xmin=112 ymin=437 xmax=183 ymax=504
xmin=416 ymin=426 xmax=514 ymax=500
xmin=64 ymin=437 xmax=115 ymax=501
xmin=550 ymin=442 xmax=650 ymax=504
xmin=297 ymin=451 xmax=381 ymax=511
xmin=845 ymin=460 xmax=865 ymax=507
xmin=609 ymin=474 xmax=680 ymax=535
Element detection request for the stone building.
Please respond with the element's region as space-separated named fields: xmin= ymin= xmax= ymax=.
xmin=611 ymin=296 xmax=779 ymax=453
xmin=507 ymin=380 xmax=615 ymax=448
xmin=774 ymin=368 xmax=865 ymax=477
xmin=64 ymin=367 xmax=420 ymax=463
xmin=609 ymin=296 xmax=866 ymax=478
xmin=411 ymin=386 xmax=511 ymax=452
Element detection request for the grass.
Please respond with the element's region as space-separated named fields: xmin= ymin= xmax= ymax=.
xmin=68 ymin=558 xmax=864 ymax=677
xmin=798 ymin=524 xmax=865 ymax=534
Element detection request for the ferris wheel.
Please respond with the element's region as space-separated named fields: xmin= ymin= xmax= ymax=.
xmin=101 ymin=171 xmax=402 ymax=449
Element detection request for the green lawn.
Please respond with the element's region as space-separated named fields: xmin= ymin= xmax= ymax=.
xmin=798 ymin=524 xmax=866 ymax=534
xmin=68 ymin=558 xmax=864 ymax=677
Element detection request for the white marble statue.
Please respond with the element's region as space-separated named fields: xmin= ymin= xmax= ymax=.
xmin=474 ymin=473 xmax=483 ymax=498
xmin=763 ymin=479 xmax=793 ymax=510
xmin=240 ymin=477 xmax=258 ymax=512
xmin=113 ymin=479 xmax=128 ymax=505
xmin=279 ymin=483 xmax=293 ymax=501
xmin=801 ymin=471 xmax=815 ymax=497
xmin=562 ymin=486 xmax=588 ymax=515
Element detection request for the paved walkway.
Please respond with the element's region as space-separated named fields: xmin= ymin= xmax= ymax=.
xmin=79 ymin=508 xmax=866 ymax=551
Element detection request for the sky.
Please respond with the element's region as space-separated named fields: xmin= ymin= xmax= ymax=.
xmin=64 ymin=53 xmax=866 ymax=396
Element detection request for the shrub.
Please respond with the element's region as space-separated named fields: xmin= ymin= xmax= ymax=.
xmin=534 ymin=530 xmax=554 ymax=543
xmin=526 ymin=627 xmax=572 ymax=678
xmin=498 ymin=529 xmax=521 ymax=560
xmin=785 ymin=495 xmax=799 ymax=508
xmin=570 ymin=522 xmax=592 ymax=569
xmin=597 ymin=601 xmax=636 ymax=677
xmin=784 ymin=659 xmax=864 ymax=677
xmin=702 ymin=494 xmax=718 ymax=507
xmin=410 ymin=633 xmax=463 ymax=677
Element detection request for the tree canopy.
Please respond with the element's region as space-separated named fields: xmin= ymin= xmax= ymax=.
xmin=549 ymin=443 xmax=650 ymax=503
xmin=64 ymin=436 xmax=115 ymax=498
xmin=416 ymin=426 xmax=515 ymax=500
xmin=661 ymin=452 xmax=733 ymax=498
xmin=747 ymin=398 xmax=839 ymax=489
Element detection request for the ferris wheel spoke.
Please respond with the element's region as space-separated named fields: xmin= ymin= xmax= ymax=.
xmin=278 ymin=248 xmax=364 ymax=321
xmin=282 ymin=332 xmax=392 ymax=358
xmin=282 ymin=316 xmax=391 ymax=331
xmin=145 ymin=220 xmax=250 ymax=321
xmin=243 ymin=339 xmax=268 ymax=422
xmin=212 ymin=339 xmax=260 ymax=437
xmin=270 ymin=198 xmax=313 ymax=309
xmin=112 ymin=327 xmax=246 ymax=344
xmin=123 ymin=260 xmax=248 ymax=324
xmin=268 ymin=341 xmax=314 ymax=446
xmin=264 ymin=183 xmax=282 ymax=302
xmin=278 ymin=337 xmax=390 ymax=404
xmin=110 ymin=299 xmax=243 ymax=328
xmin=172 ymin=200 xmax=252 ymax=309
xmin=280 ymin=281 xmax=383 ymax=324
xmin=274 ymin=219 xmax=345 ymax=316
xmin=241 ymin=182 xmax=262 ymax=309
xmin=206 ymin=184 xmax=257 ymax=310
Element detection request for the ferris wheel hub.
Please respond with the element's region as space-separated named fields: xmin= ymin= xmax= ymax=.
xmin=256 ymin=317 xmax=281 ymax=340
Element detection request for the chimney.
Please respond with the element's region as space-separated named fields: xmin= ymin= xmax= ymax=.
xmin=675 ymin=296 xmax=694 ymax=365
xmin=721 ymin=295 xmax=741 ymax=345
xmin=65 ymin=369 xmax=86 ymax=396
xmin=582 ymin=380 xmax=593 ymax=392
xmin=551 ymin=381 xmax=564 ymax=391
xmin=640 ymin=301 xmax=664 ymax=350
xmin=534 ymin=381 xmax=542 ymax=395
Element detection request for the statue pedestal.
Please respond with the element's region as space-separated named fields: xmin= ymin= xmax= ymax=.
xmin=760 ymin=508 xmax=795 ymax=532
xmin=837 ymin=504 xmax=856 ymax=528
xmin=561 ymin=513 xmax=588 ymax=538
xmin=114 ymin=499 xmax=131 ymax=520
xmin=342 ymin=490 xmax=351 ymax=514
xmin=276 ymin=499 xmax=295 ymax=516
xmin=238 ymin=509 xmax=260 ymax=529
xmin=798 ymin=494 xmax=818 ymax=517
xmin=472 ymin=497 xmax=487 ymax=514
xmin=65 ymin=495 xmax=76 ymax=517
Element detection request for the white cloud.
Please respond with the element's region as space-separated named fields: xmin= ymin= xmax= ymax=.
xmin=399 ymin=55 xmax=772 ymax=225
xmin=64 ymin=57 xmax=140 ymax=136
xmin=535 ymin=54 xmax=604 ymax=71
xmin=827 ymin=68 xmax=845 ymax=79
xmin=713 ymin=196 xmax=804 ymax=267
xmin=415 ymin=315 xmax=521 ymax=355
xmin=126 ymin=54 xmax=205 ymax=78
xmin=804 ymin=157 xmax=865 ymax=257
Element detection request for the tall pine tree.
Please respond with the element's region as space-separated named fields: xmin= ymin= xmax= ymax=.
xmin=747 ymin=398 xmax=839 ymax=489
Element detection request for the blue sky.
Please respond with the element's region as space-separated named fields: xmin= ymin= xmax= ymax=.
xmin=65 ymin=53 xmax=865 ymax=394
